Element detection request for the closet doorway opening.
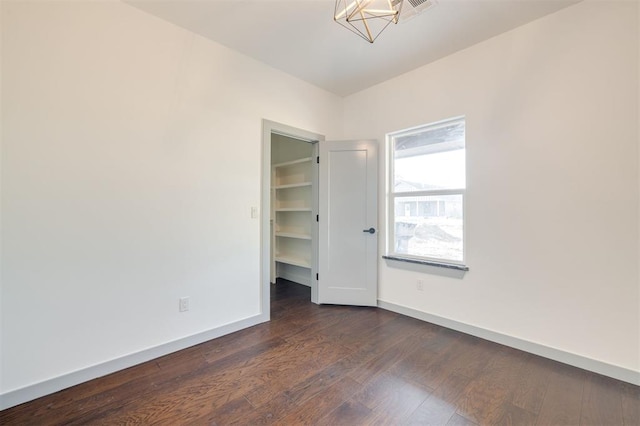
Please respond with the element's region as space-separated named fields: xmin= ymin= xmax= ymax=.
xmin=261 ymin=120 xmax=324 ymax=314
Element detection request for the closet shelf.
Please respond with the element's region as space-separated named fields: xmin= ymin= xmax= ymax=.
xmin=275 ymin=208 xmax=312 ymax=212
xmin=276 ymin=232 xmax=312 ymax=240
xmin=272 ymin=157 xmax=313 ymax=168
xmin=273 ymin=182 xmax=312 ymax=190
xmin=275 ymin=255 xmax=311 ymax=268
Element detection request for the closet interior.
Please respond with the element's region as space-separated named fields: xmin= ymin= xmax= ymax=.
xmin=270 ymin=134 xmax=316 ymax=287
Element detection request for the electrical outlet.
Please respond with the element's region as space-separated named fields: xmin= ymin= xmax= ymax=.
xmin=179 ymin=297 xmax=190 ymax=312
xmin=416 ymin=280 xmax=425 ymax=292
xmin=251 ymin=206 xmax=259 ymax=219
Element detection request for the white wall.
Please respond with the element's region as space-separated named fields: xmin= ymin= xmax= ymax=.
xmin=344 ymin=1 xmax=639 ymax=375
xmin=0 ymin=0 xmax=342 ymax=398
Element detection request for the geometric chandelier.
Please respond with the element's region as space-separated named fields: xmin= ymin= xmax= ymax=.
xmin=334 ymin=0 xmax=404 ymax=43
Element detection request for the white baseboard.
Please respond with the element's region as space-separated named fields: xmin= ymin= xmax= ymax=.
xmin=378 ymin=300 xmax=640 ymax=386
xmin=0 ymin=313 xmax=268 ymax=410
xmin=277 ymin=270 xmax=311 ymax=287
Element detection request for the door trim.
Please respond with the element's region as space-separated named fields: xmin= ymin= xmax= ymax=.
xmin=261 ymin=120 xmax=325 ymax=314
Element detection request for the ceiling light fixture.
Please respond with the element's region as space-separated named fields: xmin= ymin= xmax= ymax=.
xmin=334 ymin=0 xmax=404 ymax=43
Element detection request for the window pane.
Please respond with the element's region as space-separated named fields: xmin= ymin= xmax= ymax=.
xmin=393 ymin=195 xmax=463 ymax=262
xmin=394 ymin=149 xmax=465 ymax=191
xmin=393 ymin=119 xmax=465 ymax=192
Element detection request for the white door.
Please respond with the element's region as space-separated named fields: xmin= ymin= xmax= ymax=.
xmin=318 ymin=139 xmax=378 ymax=306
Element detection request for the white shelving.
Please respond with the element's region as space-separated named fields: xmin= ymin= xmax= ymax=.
xmin=275 ymin=232 xmax=312 ymax=240
xmin=274 ymin=255 xmax=311 ymax=268
xmin=274 ymin=208 xmax=312 ymax=212
xmin=273 ymin=157 xmax=313 ymax=168
xmin=273 ymin=182 xmax=312 ymax=190
xmin=272 ymin=155 xmax=313 ymax=285
xmin=273 ymin=157 xmax=312 ymax=186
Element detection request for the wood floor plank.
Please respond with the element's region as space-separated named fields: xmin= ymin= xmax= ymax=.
xmin=511 ymin=353 xmax=553 ymax=415
xmin=281 ymin=332 xmax=420 ymax=407
xmin=79 ymin=379 xmax=217 ymax=425
xmin=281 ymin=356 xmax=361 ymax=405
xmin=621 ymin=382 xmax=640 ymax=425
xmin=536 ymin=363 xmax=587 ymax=425
xmin=421 ymin=326 xmax=462 ymax=355
xmin=306 ymin=307 xmax=400 ymax=353
xmin=405 ymin=372 xmax=471 ymax=426
xmin=193 ymin=395 xmax=255 ymax=426
xmin=355 ymin=371 xmax=432 ymax=424
xmin=347 ymin=335 xmax=425 ymax=385
xmin=1 ymin=280 xmax=637 ymax=426
xmin=447 ymin=413 xmax=479 ymax=426
xmin=228 ymin=393 xmax=296 ymax=425
xmin=275 ymin=376 xmax=362 ymax=425
xmin=321 ymin=399 xmax=374 ymax=425
xmin=280 ymin=305 xmax=366 ymax=342
xmin=580 ymin=374 xmax=624 ymax=425
xmin=455 ymin=345 xmax=528 ymax=425
xmin=391 ymin=333 xmax=479 ymax=390
xmin=448 ymin=336 xmax=497 ymax=379
xmin=243 ymin=339 xmax=352 ymax=407
xmin=490 ymin=402 xmax=538 ymax=426
xmin=455 ymin=375 xmax=509 ymax=425
xmin=200 ymin=323 xmax=284 ymax=364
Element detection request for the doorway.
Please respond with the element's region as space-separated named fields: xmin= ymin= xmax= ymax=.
xmin=270 ymin=135 xmax=316 ymax=288
xmin=261 ymin=120 xmax=379 ymax=318
xmin=261 ymin=120 xmax=324 ymax=316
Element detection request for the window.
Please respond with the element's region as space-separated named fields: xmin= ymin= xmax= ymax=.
xmin=388 ymin=117 xmax=466 ymax=266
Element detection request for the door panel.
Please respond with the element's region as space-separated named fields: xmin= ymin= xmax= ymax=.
xmin=318 ymin=140 xmax=378 ymax=306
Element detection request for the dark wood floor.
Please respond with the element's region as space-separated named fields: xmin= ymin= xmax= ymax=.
xmin=2 ymin=280 xmax=639 ymax=425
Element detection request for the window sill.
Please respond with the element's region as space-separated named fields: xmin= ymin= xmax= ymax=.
xmin=382 ymin=255 xmax=469 ymax=271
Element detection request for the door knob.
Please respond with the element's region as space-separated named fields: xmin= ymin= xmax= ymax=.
xmin=363 ymin=227 xmax=376 ymax=234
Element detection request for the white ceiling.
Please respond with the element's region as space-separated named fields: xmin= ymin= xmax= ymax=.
xmin=127 ymin=0 xmax=580 ymax=96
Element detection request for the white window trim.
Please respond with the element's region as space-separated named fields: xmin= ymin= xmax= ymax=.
xmin=386 ymin=117 xmax=468 ymax=269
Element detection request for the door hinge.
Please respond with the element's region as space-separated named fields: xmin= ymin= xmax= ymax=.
xmin=316 ymin=156 xmax=319 ymax=164
xmin=316 ymin=273 xmax=319 ymax=280
xmin=316 ymin=214 xmax=319 ymax=222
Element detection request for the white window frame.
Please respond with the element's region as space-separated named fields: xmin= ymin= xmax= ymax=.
xmin=387 ymin=116 xmax=467 ymax=267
